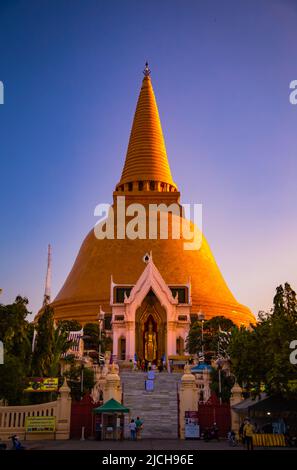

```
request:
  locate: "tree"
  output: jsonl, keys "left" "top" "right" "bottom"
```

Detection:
{"left": 210, "top": 367, "right": 235, "bottom": 403}
{"left": 186, "top": 316, "right": 235, "bottom": 360}
{"left": 83, "top": 323, "right": 112, "bottom": 359}
{"left": 31, "top": 305, "right": 55, "bottom": 377}
{"left": 0, "top": 296, "right": 32, "bottom": 404}
{"left": 228, "top": 283, "right": 297, "bottom": 399}
{"left": 31, "top": 307, "right": 77, "bottom": 377}
{"left": 64, "top": 360, "right": 95, "bottom": 401}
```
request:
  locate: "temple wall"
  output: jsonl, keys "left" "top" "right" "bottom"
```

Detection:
{"left": 0, "top": 379, "right": 71, "bottom": 441}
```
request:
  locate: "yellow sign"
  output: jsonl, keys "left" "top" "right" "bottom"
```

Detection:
{"left": 25, "top": 416, "right": 56, "bottom": 433}
{"left": 24, "top": 378, "right": 58, "bottom": 392}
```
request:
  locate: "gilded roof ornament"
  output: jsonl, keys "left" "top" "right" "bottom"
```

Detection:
{"left": 143, "top": 61, "right": 151, "bottom": 77}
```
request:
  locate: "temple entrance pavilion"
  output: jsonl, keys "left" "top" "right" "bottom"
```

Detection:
{"left": 110, "top": 255, "right": 191, "bottom": 363}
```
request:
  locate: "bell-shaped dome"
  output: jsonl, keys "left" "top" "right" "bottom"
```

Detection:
{"left": 53, "top": 215, "right": 254, "bottom": 326}
{"left": 51, "top": 65, "right": 254, "bottom": 327}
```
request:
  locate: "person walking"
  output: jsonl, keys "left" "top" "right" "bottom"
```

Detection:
{"left": 243, "top": 419, "right": 255, "bottom": 450}
{"left": 135, "top": 416, "right": 143, "bottom": 440}
{"left": 239, "top": 421, "right": 245, "bottom": 445}
{"left": 129, "top": 419, "right": 137, "bottom": 441}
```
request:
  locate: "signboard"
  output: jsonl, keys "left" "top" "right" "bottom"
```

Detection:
{"left": 24, "top": 378, "right": 58, "bottom": 392}
{"left": 25, "top": 416, "right": 56, "bottom": 433}
{"left": 185, "top": 411, "right": 200, "bottom": 439}
{"left": 145, "top": 379, "right": 154, "bottom": 391}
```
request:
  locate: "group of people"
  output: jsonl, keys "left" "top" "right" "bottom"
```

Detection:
{"left": 128, "top": 416, "right": 143, "bottom": 440}
{"left": 130, "top": 358, "right": 166, "bottom": 373}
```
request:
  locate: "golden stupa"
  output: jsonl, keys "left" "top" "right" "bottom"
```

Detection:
{"left": 52, "top": 64, "right": 254, "bottom": 333}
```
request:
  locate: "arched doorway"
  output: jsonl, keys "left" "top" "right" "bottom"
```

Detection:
{"left": 118, "top": 336, "right": 126, "bottom": 360}
{"left": 135, "top": 290, "right": 167, "bottom": 364}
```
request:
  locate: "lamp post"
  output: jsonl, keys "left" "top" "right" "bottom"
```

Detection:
{"left": 78, "top": 356, "right": 88, "bottom": 399}
{"left": 97, "top": 309, "right": 105, "bottom": 365}
{"left": 216, "top": 356, "right": 223, "bottom": 406}
{"left": 198, "top": 311, "right": 205, "bottom": 361}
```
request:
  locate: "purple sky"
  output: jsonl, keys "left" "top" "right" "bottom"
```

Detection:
{"left": 0, "top": 0, "right": 296, "bottom": 320}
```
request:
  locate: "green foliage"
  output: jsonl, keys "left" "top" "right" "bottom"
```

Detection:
{"left": 186, "top": 316, "right": 235, "bottom": 360}
{"left": 0, "top": 297, "right": 84, "bottom": 405}
{"left": 57, "top": 320, "right": 82, "bottom": 333}
{"left": 83, "top": 322, "right": 112, "bottom": 356}
{"left": 228, "top": 283, "right": 297, "bottom": 399}
{"left": 210, "top": 367, "right": 235, "bottom": 403}
{"left": 31, "top": 305, "right": 55, "bottom": 377}
{"left": 64, "top": 364, "right": 95, "bottom": 401}
{"left": 0, "top": 355, "right": 28, "bottom": 404}
{"left": 31, "top": 306, "right": 76, "bottom": 377}
{"left": 83, "top": 323, "right": 100, "bottom": 350}
{"left": 0, "top": 296, "right": 32, "bottom": 404}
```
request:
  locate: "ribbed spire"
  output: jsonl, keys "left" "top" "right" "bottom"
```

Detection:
{"left": 116, "top": 64, "right": 177, "bottom": 192}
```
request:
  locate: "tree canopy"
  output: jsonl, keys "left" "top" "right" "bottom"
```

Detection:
{"left": 186, "top": 315, "right": 235, "bottom": 361}
{"left": 0, "top": 298, "right": 82, "bottom": 404}
{"left": 0, "top": 296, "right": 33, "bottom": 404}
{"left": 228, "top": 283, "right": 297, "bottom": 399}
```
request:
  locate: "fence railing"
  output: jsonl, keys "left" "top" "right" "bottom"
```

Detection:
{"left": 0, "top": 401, "right": 57, "bottom": 440}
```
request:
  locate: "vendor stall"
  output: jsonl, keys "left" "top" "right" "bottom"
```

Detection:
{"left": 92, "top": 398, "right": 129, "bottom": 440}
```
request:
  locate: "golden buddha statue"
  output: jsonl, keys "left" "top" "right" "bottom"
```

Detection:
{"left": 144, "top": 320, "right": 157, "bottom": 362}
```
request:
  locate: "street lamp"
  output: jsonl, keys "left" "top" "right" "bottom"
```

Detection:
{"left": 198, "top": 311, "right": 205, "bottom": 361}
{"left": 215, "top": 357, "right": 224, "bottom": 406}
{"left": 97, "top": 309, "right": 105, "bottom": 365}
{"left": 78, "top": 356, "right": 88, "bottom": 399}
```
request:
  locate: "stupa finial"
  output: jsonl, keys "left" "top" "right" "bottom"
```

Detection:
{"left": 143, "top": 61, "right": 151, "bottom": 77}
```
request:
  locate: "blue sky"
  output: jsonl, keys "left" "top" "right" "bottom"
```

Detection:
{"left": 0, "top": 0, "right": 296, "bottom": 319}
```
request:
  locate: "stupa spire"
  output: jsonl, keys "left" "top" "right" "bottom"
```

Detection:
{"left": 116, "top": 63, "right": 177, "bottom": 193}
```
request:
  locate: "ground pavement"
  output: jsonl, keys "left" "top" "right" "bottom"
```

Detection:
{"left": 15, "top": 439, "right": 293, "bottom": 451}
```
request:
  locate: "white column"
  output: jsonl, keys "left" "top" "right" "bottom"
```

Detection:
{"left": 125, "top": 321, "right": 135, "bottom": 361}
{"left": 113, "top": 328, "right": 119, "bottom": 359}
{"left": 167, "top": 321, "right": 176, "bottom": 357}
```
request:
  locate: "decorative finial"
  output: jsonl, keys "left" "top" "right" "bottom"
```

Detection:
{"left": 143, "top": 61, "right": 151, "bottom": 77}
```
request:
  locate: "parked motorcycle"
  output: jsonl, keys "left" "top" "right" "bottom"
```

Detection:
{"left": 285, "top": 434, "right": 297, "bottom": 447}
{"left": 9, "top": 435, "right": 25, "bottom": 450}
{"left": 203, "top": 426, "right": 220, "bottom": 442}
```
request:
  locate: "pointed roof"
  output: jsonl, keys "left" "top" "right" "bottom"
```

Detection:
{"left": 93, "top": 398, "right": 129, "bottom": 413}
{"left": 118, "top": 64, "right": 177, "bottom": 189}
{"left": 124, "top": 253, "right": 178, "bottom": 313}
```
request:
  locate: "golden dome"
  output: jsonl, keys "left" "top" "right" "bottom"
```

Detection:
{"left": 52, "top": 215, "right": 254, "bottom": 326}
{"left": 51, "top": 66, "right": 254, "bottom": 327}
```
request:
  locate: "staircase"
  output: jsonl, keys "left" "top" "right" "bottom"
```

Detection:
{"left": 121, "top": 371, "right": 181, "bottom": 439}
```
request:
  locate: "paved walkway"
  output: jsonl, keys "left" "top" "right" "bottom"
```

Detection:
{"left": 20, "top": 439, "right": 291, "bottom": 451}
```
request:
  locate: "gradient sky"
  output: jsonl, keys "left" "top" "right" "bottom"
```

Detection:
{"left": 0, "top": 0, "right": 296, "bottom": 320}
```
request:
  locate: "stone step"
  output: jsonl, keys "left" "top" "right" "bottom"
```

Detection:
{"left": 121, "top": 371, "right": 180, "bottom": 438}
